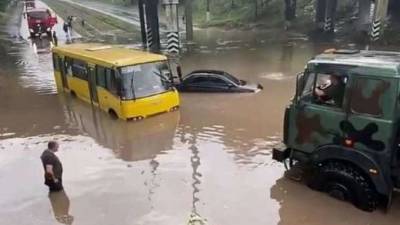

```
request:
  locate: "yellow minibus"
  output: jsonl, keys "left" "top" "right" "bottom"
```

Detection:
{"left": 52, "top": 43, "right": 180, "bottom": 120}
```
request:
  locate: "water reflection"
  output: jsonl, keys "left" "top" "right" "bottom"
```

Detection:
{"left": 280, "top": 42, "right": 294, "bottom": 72}
{"left": 48, "top": 190, "right": 74, "bottom": 225}
{"left": 145, "top": 158, "right": 160, "bottom": 209}
{"left": 60, "top": 96, "right": 180, "bottom": 161}
{"left": 188, "top": 142, "right": 208, "bottom": 224}
{"left": 30, "top": 37, "right": 53, "bottom": 54}
{"left": 190, "top": 144, "right": 201, "bottom": 214}
{"left": 270, "top": 177, "right": 400, "bottom": 225}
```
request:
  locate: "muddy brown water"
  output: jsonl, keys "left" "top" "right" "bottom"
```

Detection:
{"left": 1, "top": 3, "right": 400, "bottom": 225}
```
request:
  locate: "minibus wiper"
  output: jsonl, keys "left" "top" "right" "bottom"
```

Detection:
{"left": 153, "top": 71, "right": 168, "bottom": 82}
{"left": 130, "top": 75, "right": 135, "bottom": 99}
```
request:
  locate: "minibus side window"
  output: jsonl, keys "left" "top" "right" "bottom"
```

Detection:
{"left": 72, "top": 59, "right": 88, "bottom": 81}
{"left": 105, "top": 68, "right": 120, "bottom": 96}
{"left": 96, "top": 66, "right": 107, "bottom": 88}
{"left": 64, "top": 57, "right": 73, "bottom": 76}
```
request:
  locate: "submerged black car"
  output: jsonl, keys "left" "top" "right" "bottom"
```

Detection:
{"left": 176, "top": 70, "right": 263, "bottom": 93}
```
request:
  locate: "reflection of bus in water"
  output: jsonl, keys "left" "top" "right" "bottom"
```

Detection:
{"left": 60, "top": 96, "right": 180, "bottom": 161}
{"left": 52, "top": 44, "right": 180, "bottom": 120}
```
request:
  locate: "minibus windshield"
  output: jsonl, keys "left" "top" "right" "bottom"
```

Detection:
{"left": 119, "top": 61, "right": 172, "bottom": 100}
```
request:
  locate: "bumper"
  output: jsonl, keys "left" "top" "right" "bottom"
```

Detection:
{"left": 272, "top": 147, "right": 290, "bottom": 162}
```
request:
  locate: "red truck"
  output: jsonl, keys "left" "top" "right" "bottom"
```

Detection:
{"left": 26, "top": 8, "right": 58, "bottom": 38}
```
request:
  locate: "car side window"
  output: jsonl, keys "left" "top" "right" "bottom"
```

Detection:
{"left": 208, "top": 77, "right": 229, "bottom": 86}
{"left": 187, "top": 76, "right": 208, "bottom": 84}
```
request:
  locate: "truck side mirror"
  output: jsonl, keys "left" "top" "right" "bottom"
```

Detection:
{"left": 295, "top": 72, "right": 304, "bottom": 103}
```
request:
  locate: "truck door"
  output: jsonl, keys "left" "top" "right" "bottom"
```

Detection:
{"left": 345, "top": 76, "right": 395, "bottom": 154}
{"left": 288, "top": 70, "right": 349, "bottom": 153}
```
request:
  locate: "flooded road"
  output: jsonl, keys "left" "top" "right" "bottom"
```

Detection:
{"left": 1, "top": 2, "right": 400, "bottom": 225}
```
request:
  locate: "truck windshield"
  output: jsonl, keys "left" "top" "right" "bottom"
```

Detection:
{"left": 119, "top": 61, "right": 172, "bottom": 100}
{"left": 27, "top": 11, "right": 48, "bottom": 19}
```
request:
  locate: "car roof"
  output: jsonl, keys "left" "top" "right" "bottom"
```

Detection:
{"left": 310, "top": 50, "right": 400, "bottom": 77}
{"left": 189, "top": 70, "right": 228, "bottom": 75}
{"left": 187, "top": 70, "right": 239, "bottom": 82}
{"left": 53, "top": 43, "right": 167, "bottom": 67}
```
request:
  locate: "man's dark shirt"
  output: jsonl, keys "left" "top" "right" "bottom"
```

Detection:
{"left": 40, "top": 149, "right": 63, "bottom": 179}
{"left": 318, "top": 82, "right": 345, "bottom": 106}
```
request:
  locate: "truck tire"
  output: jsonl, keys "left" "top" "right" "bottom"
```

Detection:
{"left": 312, "top": 161, "right": 378, "bottom": 212}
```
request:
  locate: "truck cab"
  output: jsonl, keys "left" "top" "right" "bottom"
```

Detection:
{"left": 26, "top": 8, "right": 58, "bottom": 38}
{"left": 273, "top": 49, "right": 400, "bottom": 211}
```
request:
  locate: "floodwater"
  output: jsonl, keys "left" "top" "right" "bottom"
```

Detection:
{"left": 1, "top": 2, "right": 400, "bottom": 225}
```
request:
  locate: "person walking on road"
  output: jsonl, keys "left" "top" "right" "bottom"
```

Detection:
{"left": 63, "top": 22, "right": 69, "bottom": 34}
{"left": 52, "top": 31, "right": 58, "bottom": 47}
{"left": 67, "top": 16, "right": 73, "bottom": 31}
{"left": 41, "top": 141, "right": 64, "bottom": 192}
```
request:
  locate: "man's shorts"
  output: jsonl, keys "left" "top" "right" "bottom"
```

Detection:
{"left": 45, "top": 178, "right": 63, "bottom": 192}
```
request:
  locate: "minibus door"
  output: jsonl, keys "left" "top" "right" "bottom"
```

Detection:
{"left": 88, "top": 65, "right": 98, "bottom": 104}
{"left": 58, "top": 57, "right": 68, "bottom": 89}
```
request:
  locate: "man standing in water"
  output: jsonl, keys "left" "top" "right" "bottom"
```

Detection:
{"left": 41, "top": 141, "right": 63, "bottom": 192}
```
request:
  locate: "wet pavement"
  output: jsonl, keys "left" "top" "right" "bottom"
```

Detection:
{"left": 1, "top": 1, "right": 400, "bottom": 225}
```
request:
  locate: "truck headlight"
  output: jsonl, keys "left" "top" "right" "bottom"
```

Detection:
{"left": 46, "top": 27, "right": 51, "bottom": 32}
{"left": 29, "top": 29, "right": 34, "bottom": 32}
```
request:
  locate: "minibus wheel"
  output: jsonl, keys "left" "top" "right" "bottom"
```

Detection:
{"left": 108, "top": 109, "right": 118, "bottom": 120}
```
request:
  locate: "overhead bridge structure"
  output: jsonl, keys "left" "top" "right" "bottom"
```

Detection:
{"left": 286, "top": 0, "right": 394, "bottom": 41}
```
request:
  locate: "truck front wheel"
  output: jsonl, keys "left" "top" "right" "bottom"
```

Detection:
{"left": 311, "top": 161, "right": 378, "bottom": 212}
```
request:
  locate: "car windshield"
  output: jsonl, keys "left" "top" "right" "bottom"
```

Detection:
{"left": 222, "top": 72, "right": 241, "bottom": 85}
{"left": 27, "top": 11, "right": 48, "bottom": 19}
{"left": 119, "top": 61, "right": 172, "bottom": 100}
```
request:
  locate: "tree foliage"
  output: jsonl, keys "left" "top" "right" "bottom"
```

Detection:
{"left": 0, "top": 0, "right": 10, "bottom": 12}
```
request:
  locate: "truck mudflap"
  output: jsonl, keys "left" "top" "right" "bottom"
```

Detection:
{"left": 272, "top": 147, "right": 290, "bottom": 162}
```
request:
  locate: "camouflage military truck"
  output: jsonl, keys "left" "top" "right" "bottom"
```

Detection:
{"left": 273, "top": 49, "right": 400, "bottom": 212}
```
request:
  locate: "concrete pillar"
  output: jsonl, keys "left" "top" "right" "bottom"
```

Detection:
{"left": 371, "top": 0, "right": 389, "bottom": 41}
{"left": 206, "top": 0, "right": 210, "bottom": 22}
{"left": 185, "top": 0, "right": 194, "bottom": 42}
{"left": 284, "top": 0, "right": 296, "bottom": 29}
{"left": 163, "top": 0, "right": 180, "bottom": 55}
{"left": 138, "top": 0, "right": 147, "bottom": 47}
{"left": 357, "top": 0, "right": 372, "bottom": 32}
{"left": 284, "top": 0, "right": 296, "bottom": 21}
{"left": 324, "top": 0, "right": 337, "bottom": 33}
{"left": 145, "top": 0, "right": 161, "bottom": 52}
{"left": 315, "top": 0, "right": 327, "bottom": 30}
